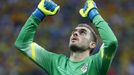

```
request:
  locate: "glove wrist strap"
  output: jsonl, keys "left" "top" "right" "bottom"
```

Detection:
{"left": 88, "top": 8, "right": 99, "bottom": 22}
{"left": 33, "top": 8, "right": 46, "bottom": 21}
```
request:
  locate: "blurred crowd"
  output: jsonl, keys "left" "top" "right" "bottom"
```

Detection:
{"left": 0, "top": 0, "right": 134, "bottom": 75}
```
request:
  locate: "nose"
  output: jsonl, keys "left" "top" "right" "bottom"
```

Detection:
{"left": 73, "top": 31, "right": 79, "bottom": 37}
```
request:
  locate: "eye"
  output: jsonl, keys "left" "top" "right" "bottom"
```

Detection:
{"left": 79, "top": 29, "right": 86, "bottom": 34}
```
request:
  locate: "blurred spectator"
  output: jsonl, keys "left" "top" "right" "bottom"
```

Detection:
{"left": 128, "top": 60, "right": 134, "bottom": 75}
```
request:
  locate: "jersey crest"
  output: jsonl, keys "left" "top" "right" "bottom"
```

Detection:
{"left": 81, "top": 63, "right": 88, "bottom": 73}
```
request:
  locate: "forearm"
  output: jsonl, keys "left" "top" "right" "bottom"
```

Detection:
{"left": 15, "top": 0, "right": 60, "bottom": 49}
{"left": 92, "top": 15, "right": 118, "bottom": 48}
{"left": 79, "top": 0, "right": 118, "bottom": 47}
{"left": 80, "top": 0, "right": 118, "bottom": 49}
{"left": 15, "top": 14, "right": 41, "bottom": 49}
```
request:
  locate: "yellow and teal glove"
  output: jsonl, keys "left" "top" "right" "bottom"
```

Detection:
{"left": 79, "top": 0, "right": 99, "bottom": 21}
{"left": 33, "top": 0, "right": 60, "bottom": 21}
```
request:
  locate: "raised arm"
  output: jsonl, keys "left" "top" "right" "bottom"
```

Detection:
{"left": 14, "top": 0, "right": 60, "bottom": 74}
{"left": 79, "top": 0, "right": 118, "bottom": 74}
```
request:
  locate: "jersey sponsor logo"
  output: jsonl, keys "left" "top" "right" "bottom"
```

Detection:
{"left": 81, "top": 64, "right": 88, "bottom": 73}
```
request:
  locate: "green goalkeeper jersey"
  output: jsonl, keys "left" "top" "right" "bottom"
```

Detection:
{"left": 15, "top": 14, "right": 118, "bottom": 75}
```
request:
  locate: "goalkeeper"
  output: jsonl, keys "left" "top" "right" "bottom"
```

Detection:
{"left": 15, "top": 0, "right": 118, "bottom": 75}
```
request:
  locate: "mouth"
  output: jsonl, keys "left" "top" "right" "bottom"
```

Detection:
{"left": 71, "top": 37, "right": 79, "bottom": 42}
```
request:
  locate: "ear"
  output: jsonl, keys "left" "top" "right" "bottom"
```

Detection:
{"left": 89, "top": 41, "right": 96, "bottom": 49}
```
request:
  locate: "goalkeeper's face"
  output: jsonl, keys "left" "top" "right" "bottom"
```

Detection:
{"left": 69, "top": 26, "right": 96, "bottom": 52}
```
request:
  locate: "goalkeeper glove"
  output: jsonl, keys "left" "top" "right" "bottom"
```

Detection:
{"left": 79, "top": 0, "right": 99, "bottom": 21}
{"left": 33, "top": 0, "right": 60, "bottom": 21}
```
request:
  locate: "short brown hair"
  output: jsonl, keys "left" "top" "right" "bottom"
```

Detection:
{"left": 77, "top": 24, "right": 97, "bottom": 54}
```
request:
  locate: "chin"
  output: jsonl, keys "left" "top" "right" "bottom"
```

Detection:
{"left": 69, "top": 44, "right": 85, "bottom": 52}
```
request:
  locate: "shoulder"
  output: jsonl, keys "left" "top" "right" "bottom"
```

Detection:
{"left": 88, "top": 53, "right": 102, "bottom": 64}
{"left": 51, "top": 53, "right": 69, "bottom": 68}
{"left": 51, "top": 53, "right": 68, "bottom": 63}
{"left": 89, "top": 53, "right": 98, "bottom": 60}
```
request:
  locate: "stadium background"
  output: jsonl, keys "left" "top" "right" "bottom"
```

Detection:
{"left": 0, "top": 0, "right": 134, "bottom": 75}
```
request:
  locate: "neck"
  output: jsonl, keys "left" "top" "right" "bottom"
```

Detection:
{"left": 70, "top": 50, "right": 90, "bottom": 62}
